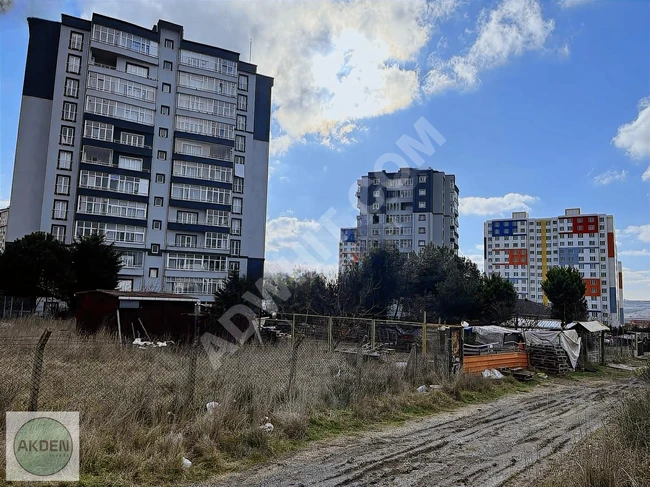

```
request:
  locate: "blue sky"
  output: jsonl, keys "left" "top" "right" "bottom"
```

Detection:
{"left": 1, "top": 0, "right": 649, "bottom": 299}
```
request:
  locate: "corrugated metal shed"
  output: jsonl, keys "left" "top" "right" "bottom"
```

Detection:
{"left": 568, "top": 321, "right": 609, "bottom": 332}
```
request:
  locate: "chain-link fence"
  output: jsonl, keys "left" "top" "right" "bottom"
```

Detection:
{"left": 1, "top": 315, "right": 464, "bottom": 482}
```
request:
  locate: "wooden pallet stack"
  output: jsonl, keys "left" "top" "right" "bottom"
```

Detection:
{"left": 527, "top": 344, "right": 571, "bottom": 375}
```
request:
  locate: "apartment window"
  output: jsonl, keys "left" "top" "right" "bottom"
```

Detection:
{"left": 69, "top": 32, "right": 83, "bottom": 51}
{"left": 418, "top": 240, "right": 426, "bottom": 247}
{"left": 205, "top": 232, "right": 228, "bottom": 250}
{"left": 237, "top": 94, "right": 247, "bottom": 111}
{"left": 85, "top": 95, "right": 155, "bottom": 124}
{"left": 118, "top": 155, "right": 143, "bottom": 171}
{"left": 231, "top": 240, "right": 241, "bottom": 256}
{"left": 373, "top": 190, "right": 380, "bottom": 197}
{"left": 232, "top": 197, "right": 243, "bottom": 214}
{"left": 52, "top": 200, "right": 68, "bottom": 220}
{"left": 177, "top": 211, "right": 198, "bottom": 224}
{"left": 126, "top": 63, "right": 149, "bottom": 78}
{"left": 152, "top": 220, "right": 162, "bottom": 230}
{"left": 235, "top": 135, "right": 246, "bottom": 152}
{"left": 233, "top": 177, "right": 244, "bottom": 193}
{"left": 60, "top": 126, "right": 75, "bottom": 146}
{"left": 159, "top": 127, "right": 168, "bottom": 138}
{"left": 162, "top": 83, "right": 171, "bottom": 93}
{"left": 206, "top": 209, "right": 229, "bottom": 226}
{"left": 158, "top": 150, "right": 167, "bottom": 160}
{"left": 238, "top": 74, "right": 248, "bottom": 91}
{"left": 234, "top": 155, "right": 245, "bottom": 165}
{"left": 163, "top": 61, "right": 173, "bottom": 71}
{"left": 57, "top": 150, "right": 73, "bottom": 170}
{"left": 175, "top": 234, "right": 197, "bottom": 248}
{"left": 374, "top": 178, "right": 380, "bottom": 184}
{"left": 229, "top": 261, "right": 240, "bottom": 272}
{"left": 164, "top": 39, "right": 174, "bottom": 49}
{"left": 155, "top": 173, "right": 165, "bottom": 184}
{"left": 231, "top": 218, "right": 242, "bottom": 236}
{"left": 418, "top": 227, "right": 426, "bottom": 234}
{"left": 154, "top": 197, "right": 164, "bottom": 207}
{"left": 161, "top": 105, "right": 170, "bottom": 115}
{"left": 419, "top": 175, "right": 427, "bottom": 183}
{"left": 236, "top": 114, "right": 247, "bottom": 131}
{"left": 418, "top": 215, "right": 426, "bottom": 221}
{"left": 67, "top": 54, "right": 81, "bottom": 74}
{"left": 178, "top": 72, "right": 237, "bottom": 96}
{"left": 418, "top": 189, "right": 426, "bottom": 196}
{"left": 51, "top": 225, "right": 66, "bottom": 243}
{"left": 64, "top": 78, "right": 79, "bottom": 98}
{"left": 55, "top": 175, "right": 71, "bottom": 195}
{"left": 62, "top": 101, "right": 77, "bottom": 121}
{"left": 120, "top": 132, "right": 145, "bottom": 147}
{"left": 149, "top": 268, "right": 159, "bottom": 278}
{"left": 372, "top": 203, "right": 380, "bottom": 210}
{"left": 151, "top": 244, "right": 160, "bottom": 254}
{"left": 120, "top": 279, "right": 134, "bottom": 291}
{"left": 418, "top": 201, "right": 426, "bottom": 208}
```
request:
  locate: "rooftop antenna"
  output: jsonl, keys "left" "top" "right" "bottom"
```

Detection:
{"left": 249, "top": 38, "right": 252, "bottom": 63}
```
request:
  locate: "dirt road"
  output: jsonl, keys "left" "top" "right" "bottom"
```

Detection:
{"left": 206, "top": 378, "right": 639, "bottom": 487}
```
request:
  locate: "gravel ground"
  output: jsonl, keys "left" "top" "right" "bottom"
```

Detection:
{"left": 203, "top": 377, "right": 640, "bottom": 487}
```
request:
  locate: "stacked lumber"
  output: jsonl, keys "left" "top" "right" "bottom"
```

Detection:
{"left": 527, "top": 344, "right": 570, "bottom": 375}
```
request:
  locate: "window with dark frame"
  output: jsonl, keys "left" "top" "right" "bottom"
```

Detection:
{"left": 159, "top": 128, "right": 168, "bottom": 138}
{"left": 157, "top": 150, "right": 167, "bottom": 160}
{"left": 57, "top": 150, "right": 73, "bottom": 170}
{"left": 162, "top": 83, "right": 171, "bottom": 93}
{"left": 155, "top": 173, "right": 165, "bottom": 183}
{"left": 149, "top": 268, "right": 159, "bottom": 278}
{"left": 163, "top": 61, "right": 173, "bottom": 71}
{"left": 64, "top": 78, "right": 79, "bottom": 98}
{"left": 69, "top": 32, "right": 83, "bottom": 51}
{"left": 152, "top": 220, "right": 162, "bottom": 230}
{"left": 151, "top": 244, "right": 160, "bottom": 254}
{"left": 161, "top": 106, "right": 170, "bottom": 115}
{"left": 164, "top": 39, "right": 174, "bottom": 49}
{"left": 66, "top": 54, "right": 81, "bottom": 74}
{"left": 154, "top": 197, "right": 164, "bottom": 206}
{"left": 62, "top": 101, "right": 77, "bottom": 122}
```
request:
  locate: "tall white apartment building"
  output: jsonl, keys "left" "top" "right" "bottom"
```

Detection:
{"left": 355, "top": 168, "right": 459, "bottom": 258}
{"left": 6, "top": 13, "right": 273, "bottom": 300}
{"left": 484, "top": 208, "right": 624, "bottom": 327}
{"left": 338, "top": 227, "right": 359, "bottom": 272}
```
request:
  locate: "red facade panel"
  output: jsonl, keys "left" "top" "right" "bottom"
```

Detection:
{"left": 584, "top": 278, "right": 601, "bottom": 297}
{"left": 607, "top": 232, "right": 615, "bottom": 258}
{"left": 572, "top": 215, "right": 598, "bottom": 234}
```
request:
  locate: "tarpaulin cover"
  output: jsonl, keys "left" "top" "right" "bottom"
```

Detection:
{"left": 522, "top": 330, "right": 581, "bottom": 369}
{"left": 472, "top": 326, "right": 522, "bottom": 346}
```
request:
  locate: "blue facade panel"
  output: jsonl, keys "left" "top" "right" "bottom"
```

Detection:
{"left": 559, "top": 247, "right": 581, "bottom": 265}
{"left": 609, "top": 288, "right": 617, "bottom": 315}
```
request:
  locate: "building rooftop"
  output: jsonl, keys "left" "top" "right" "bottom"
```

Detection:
{"left": 76, "top": 290, "right": 200, "bottom": 302}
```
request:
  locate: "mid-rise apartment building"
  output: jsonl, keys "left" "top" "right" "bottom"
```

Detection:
{"left": 483, "top": 209, "right": 624, "bottom": 327}
{"left": 354, "top": 168, "right": 459, "bottom": 257}
{"left": 338, "top": 227, "right": 359, "bottom": 272}
{"left": 0, "top": 207, "right": 8, "bottom": 252}
{"left": 6, "top": 14, "right": 273, "bottom": 300}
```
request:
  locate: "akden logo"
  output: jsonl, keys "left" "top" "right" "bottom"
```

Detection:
{"left": 6, "top": 412, "right": 79, "bottom": 481}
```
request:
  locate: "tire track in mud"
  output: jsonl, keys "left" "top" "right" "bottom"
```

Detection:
{"left": 205, "top": 378, "right": 641, "bottom": 487}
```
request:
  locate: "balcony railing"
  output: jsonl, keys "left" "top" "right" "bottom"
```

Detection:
{"left": 167, "top": 242, "right": 229, "bottom": 250}
{"left": 168, "top": 218, "right": 225, "bottom": 227}
{"left": 88, "top": 60, "right": 157, "bottom": 81}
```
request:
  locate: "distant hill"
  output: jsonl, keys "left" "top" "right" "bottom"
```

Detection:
{"left": 624, "top": 300, "right": 650, "bottom": 320}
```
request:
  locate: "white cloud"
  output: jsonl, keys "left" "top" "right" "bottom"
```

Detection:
{"left": 0, "top": 0, "right": 14, "bottom": 13}
{"left": 593, "top": 169, "right": 627, "bottom": 185}
{"left": 266, "top": 259, "right": 338, "bottom": 278}
{"left": 0, "top": 199, "right": 9, "bottom": 209}
{"left": 642, "top": 166, "right": 650, "bottom": 182}
{"left": 622, "top": 268, "right": 650, "bottom": 301}
{"left": 622, "top": 224, "right": 650, "bottom": 244}
{"left": 80, "top": 0, "right": 460, "bottom": 154}
{"left": 558, "top": 0, "right": 593, "bottom": 8}
{"left": 612, "top": 97, "right": 650, "bottom": 160}
{"left": 265, "top": 216, "right": 321, "bottom": 252}
{"left": 459, "top": 193, "right": 539, "bottom": 216}
{"left": 460, "top": 243, "right": 486, "bottom": 270}
{"left": 424, "top": 0, "right": 555, "bottom": 95}
{"left": 619, "top": 249, "right": 650, "bottom": 257}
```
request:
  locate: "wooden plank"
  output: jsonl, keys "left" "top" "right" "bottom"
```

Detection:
{"left": 464, "top": 352, "right": 529, "bottom": 374}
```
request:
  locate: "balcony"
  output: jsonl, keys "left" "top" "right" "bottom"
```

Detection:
{"left": 174, "top": 139, "right": 233, "bottom": 162}
{"left": 168, "top": 217, "right": 225, "bottom": 227}
{"left": 89, "top": 59, "right": 157, "bottom": 81}
{"left": 167, "top": 242, "right": 229, "bottom": 251}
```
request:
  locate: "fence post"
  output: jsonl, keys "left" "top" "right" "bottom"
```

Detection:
{"left": 422, "top": 311, "right": 427, "bottom": 358}
{"left": 291, "top": 313, "right": 296, "bottom": 345}
{"left": 29, "top": 329, "right": 52, "bottom": 412}
{"left": 600, "top": 331, "right": 605, "bottom": 365}
{"left": 185, "top": 302, "right": 200, "bottom": 410}
{"left": 287, "top": 335, "right": 304, "bottom": 400}
{"left": 370, "top": 319, "right": 376, "bottom": 350}
{"left": 328, "top": 316, "right": 333, "bottom": 352}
